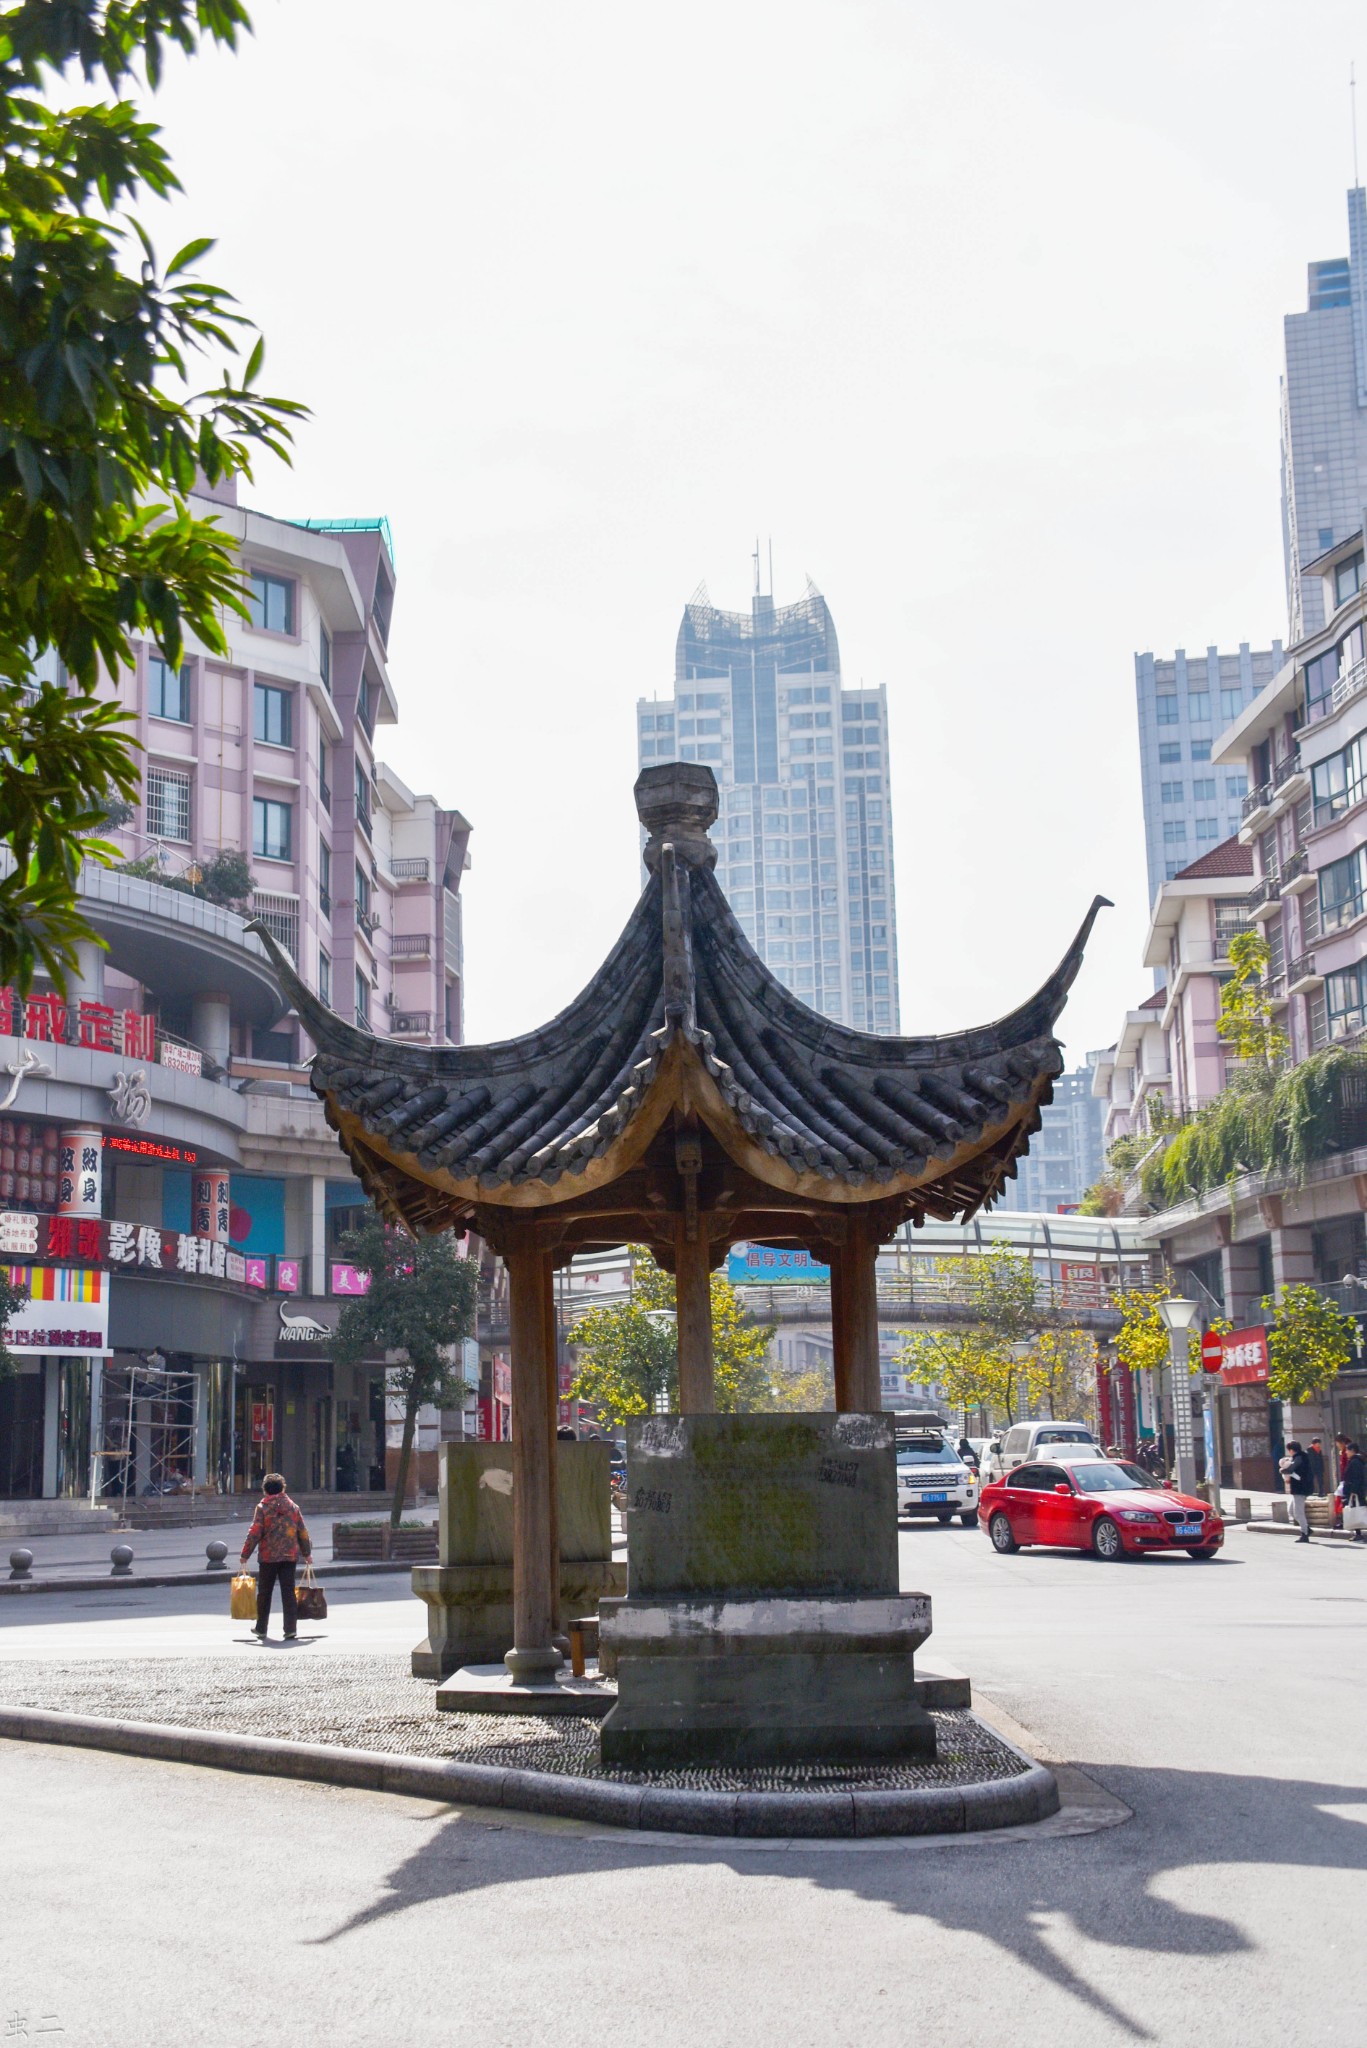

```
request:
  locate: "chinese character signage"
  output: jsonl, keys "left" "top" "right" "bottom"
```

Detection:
{"left": 159, "top": 1042, "right": 202, "bottom": 1077}
{"left": 0, "top": 988, "right": 155, "bottom": 1057}
{"left": 726, "top": 1243, "right": 833, "bottom": 1285}
{"left": 0, "top": 1265, "right": 110, "bottom": 1354}
{"left": 1219, "top": 1327, "right": 1270, "bottom": 1386}
{"left": 276, "top": 1258, "right": 301, "bottom": 1294}
{"left": 56, "top": 1127, "right": 103, "bottom": 1217}
{"left": 330, "top": 1263, "right": 370, "bottom": 1297}
{"left": 192, "top": 1171, "right": 230, "bottom": 1241}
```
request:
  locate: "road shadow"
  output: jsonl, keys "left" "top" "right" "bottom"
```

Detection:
{"left": 311, "top": 1759, "right": 1367, "bottom": 2039}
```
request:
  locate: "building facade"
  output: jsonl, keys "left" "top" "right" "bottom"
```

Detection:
{"left": 0, "top": 485, "right": 473, "bottom": 1503}
{"left": 1134, "top": 643, "right": 1282, "bottom": 905}
{"left": 997, "top": 1060, "right": 1107, "bottom": 1213}
{"left": 1281, "top": 185, "right": 1367, "bottom": 640}
{"left": 637, "top": 579, "right": 900, "bottom": 1032}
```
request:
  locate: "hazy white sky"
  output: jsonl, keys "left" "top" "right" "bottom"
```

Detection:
{"left": 142, "top": 0, "right": 1361, "bottom": 1058}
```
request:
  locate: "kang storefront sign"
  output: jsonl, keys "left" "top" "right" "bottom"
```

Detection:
{"left": 0, "top": 1264, "right": 110, "bottom": 1355}
{"left": 1219, "top": 1326, "right": 1270, "bottom": 1386}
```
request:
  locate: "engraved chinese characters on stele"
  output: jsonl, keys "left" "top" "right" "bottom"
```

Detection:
{"left": 623, "top": 1412, "right": 898, "bottom": 1599}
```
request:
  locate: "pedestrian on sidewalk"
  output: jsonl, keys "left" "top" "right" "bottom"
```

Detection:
{"left": 240, "top": 1473, "right": 312, "bottom": 1640}
{"left": 1308, "top": 1438, "right": 1326, "bottom": 1495}
{"left": 1279, "top": 1441, "right": 1314, "bottom": 1542}
{"left": 1342, "top": 1442, "right": 1367, "bottom": 1543}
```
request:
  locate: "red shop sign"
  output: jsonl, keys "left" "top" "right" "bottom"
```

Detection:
{"left": 1219, "top": 1326, "right": 1270, "bottom": 1386}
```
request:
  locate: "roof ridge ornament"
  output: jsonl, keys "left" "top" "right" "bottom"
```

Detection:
{"left": 635, "top": 761, "right": 718, "bottom": 874}
{"left": 660, "top": 842, "right": 697, "bottom": 1031}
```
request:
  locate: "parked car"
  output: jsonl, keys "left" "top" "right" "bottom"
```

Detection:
{"left": 998, "top": 1420, "right": 1102, "bottom": 1473}
{"left": 896, "top": 1430, "right": 979, "bottom": 1527}
{"left": 976, "top": 1438, "right": 1005, "bottom": 1484}
{"left": 978, "top": 1452, "right": 1225, "bottom": 1561}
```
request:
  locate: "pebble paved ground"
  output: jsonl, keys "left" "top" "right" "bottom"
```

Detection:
{"left": 0, "top": 1649, "right": 1025, "bottom": 1791}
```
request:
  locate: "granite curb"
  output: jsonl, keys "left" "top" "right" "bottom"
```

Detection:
{"left": 0, "top": 1561, "right": 415, "bottom": 1596}
{"left": 1240, "top": 1523, "right": 1365, "bottom": 1543}
{"left": 0, "top": 1703, "right": 1060, "bottom": 1838}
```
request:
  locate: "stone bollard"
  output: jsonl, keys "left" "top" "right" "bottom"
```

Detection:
{"left": 1234, "top": 1496, "right": 1252, "bottom": 1522}
{"left": 1270, "top": 1499, "right": 1289, "bottom": 1524}
{"left": 8, "top": 1548, "right": 33, "bottom": 1581}
{"left": 205, "top": 1540, "right": 229, "bottom": 1571}
{"left": 110, "top": 1543, "right": 135, "bottom": 1576}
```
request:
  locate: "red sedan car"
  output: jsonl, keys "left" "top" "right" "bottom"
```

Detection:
{"left": 978, "top": 1452, "right": 1224, "bottom": 1561}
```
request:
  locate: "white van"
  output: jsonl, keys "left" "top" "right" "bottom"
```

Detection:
{"left": 998, "top": 1421, "right": 1101, "bottom": 1474}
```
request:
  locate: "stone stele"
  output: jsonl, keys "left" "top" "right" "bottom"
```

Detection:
{"left": 598, "top": 1413, "right": 935, "bottom": 1769}
{"left": 414, "top": 1441, "right": 625, "bottom": 1679}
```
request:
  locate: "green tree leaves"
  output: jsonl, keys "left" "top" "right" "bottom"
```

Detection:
{"left": 1263, "top": 1283, "right": 1356, "bottom": 1405}
{"left": 567, "top": 1245, "right": 775, "bottom": 1427}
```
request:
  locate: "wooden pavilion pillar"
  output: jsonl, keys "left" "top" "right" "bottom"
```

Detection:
{"left": 831, "top": 1213, "right": 882, "bottom": 1413}
{"left": 504, "top": 1235, "right": 561, "bottom": 1685}
{"left": 674, "top": 1216, "right": 716, "bottom": 1413}
{"left": 543, "top": 1256, "right": 561, "bottom": 1634}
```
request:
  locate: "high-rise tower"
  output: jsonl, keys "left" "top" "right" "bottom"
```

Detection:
{"left": 1281, "top": 185, "right": 1367, "bottom": 639}
{"left": 636, "top": 576, "right": 900, "bottom": 1032}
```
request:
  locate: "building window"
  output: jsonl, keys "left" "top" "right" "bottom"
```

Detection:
{"left": 147, "top": 769, "right": 190, "bottom": 842}
{"left": 248, "top": 569, "right": 295, "bottom": 634}
{"left": 253, "top": 681, "right": 293, "bottom": 747}
{"left": 1312, "top": 734, "right": 1367, "bottom": 824}
{"left": 1187, "top": 692, "right": 1211, "bottom": 722}
{"left": 354, "top": 757, "right": 372, "bottom": 835}
{"left": 1326, "top": 961, "right": 1367, "bottom": 1039}
{"left": 319, "top": 948, "right": 331, "bottom": 1009}
{"left": 147, "top": 654, "right": 190, "bottom": 722}
{"left": 1156, "top": 696, "right": 1178, "bottom": 725}
{"left": 1320, "top": 846, "right": 1367, "bottom": 933}
{"left": 1191, "top": 740, "right": 1212, "bottom": 762}
{"left": 1159, "top": 743, "right": 1182, "bottom": 764}
{"left": 1195, "top": 817, "right": 1219, "bottom": 842}
{"left": 319, "top": 624, "right": 331, "bottom": 690}
{"left": 319, "top": 735, "right": 331, "bottom": 811}
{"left": 1162, "top": 820, "right": 1187, "bottom": 844}
{"left": 319, "top": 841, "right": 332, "bottom": 918}
{"left": 1220, "top": 689, "right": 1242, "bottom": 721}
{"left": 1335, "top": 551, "right": 1364, "bottom": 608}
{"left": 1192, "top": 777, "right": 1216, "bottom": 801}
{"left": 252, "top": 797, "right": 292, "bottom": 862}
{"left": 354, "top": 861, "right": 371, "bottom": 927}
{"left": 355, "top": 968, "right": 370, "bottom": 1028}
{"left": 1224, "top": 775, "right": 1248, "bottom": 799}
{"left": 1161, "top": 781, "right": 1183, "bottom": 804}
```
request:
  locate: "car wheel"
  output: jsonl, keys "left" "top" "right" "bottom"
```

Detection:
{"left": 989, "top": 1511, "right": 1018, "bottom": 1554}
{"left": 1092, "top": 1516, "right": 1125, "bottom": 1562}
{"left": 1186, "top": 1547, "right": 1215, "bottom": 1560}
{"left": 960, "top": 1511, "right": 976, "bottom": 1528}
{"left": 936, "top": 1511, "right": 953, "bottom": 1524}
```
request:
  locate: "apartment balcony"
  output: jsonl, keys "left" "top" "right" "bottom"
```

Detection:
{"left": 392, "top": 857, "right": 431, "bottom": 883}
{"left": 1280, "top": 848, "right": 1315, "bottom": 896}
{"left": 391, "top": 933, "right": 431, "bottom": 959}
{"left": 1241, "top": 780, "right": 1274, "bottom": 831}
{"left": 1269, "top": 750, "right": 1309, "bottom": 807}
{"left": 1287, "top": 950, "right": 1324, "bottom": 995}
{"left": 1306, "top": 653, "right": 1367, "bottom": 728}
{"left": 1246, "top": 874, "right": 1282, "bottom": 921}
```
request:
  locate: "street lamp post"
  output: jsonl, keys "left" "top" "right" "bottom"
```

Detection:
{"left": 1157, "top": 1295, "right": 1201, "bottom": 1498}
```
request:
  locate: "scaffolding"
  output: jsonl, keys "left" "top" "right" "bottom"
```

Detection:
{"left": 92, "top": 1359, "right": 200, "bottom": 1517}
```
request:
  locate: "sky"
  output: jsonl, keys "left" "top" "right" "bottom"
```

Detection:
{"left": 137, "top": 0, "right": 1364, "bottom": 1059}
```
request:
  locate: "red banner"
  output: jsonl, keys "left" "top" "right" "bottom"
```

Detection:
{"left": 1220, "top": 1326, "right": 1270, "bottom": 1385}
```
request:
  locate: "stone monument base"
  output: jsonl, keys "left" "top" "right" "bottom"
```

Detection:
{"left": 435, "top": 1662, "right": 614, "bottom": 1718}
{"left": 411, "top": 1561, "right": 626, "bottom": 1679}
{"left": 599, "top": 1592, "right": 936, "bottom": 1768}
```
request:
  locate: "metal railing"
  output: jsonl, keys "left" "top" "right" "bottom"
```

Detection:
{"left": 1280, "top": 848, "right": 1309, "bottom": 888}
{"left": 393, "top": 857, "right": 430, "bottom": 881}
{"left": 1307, "top": 654, "right": 1367, "bottom": 727}
{"left": 391, "top": 933, "right": 430, "bottom": 957}
{"left": 1287, "top": 950, "right": 1320, "bottom": 986}
{"left": 1271, "top": 750, "right": 1304, "bottom": 792}
{"left": 1247, "top": 873, "right": 1282, "bottom": 913}
{"left": 1242, "top": 780, "right": 1273, "bottom": 821}
{"left": 250, "top": 892, "right": 299, "bottom": 966}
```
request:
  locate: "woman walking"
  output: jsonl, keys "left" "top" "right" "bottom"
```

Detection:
{"left": 240, "top": 1472, "right": 312, "bottom": 1640}
{"left": 1342, "top": 1442, "right": 1367, "bottom": 1543}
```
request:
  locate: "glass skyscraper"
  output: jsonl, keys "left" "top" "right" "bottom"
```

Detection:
{"left": 637, "top": 579, "right": 900, "bottom": 1032}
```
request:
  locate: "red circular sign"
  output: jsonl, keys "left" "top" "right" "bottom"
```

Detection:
{"left": 1200, "top": 1331, "right": 1225, "bottom": 1372}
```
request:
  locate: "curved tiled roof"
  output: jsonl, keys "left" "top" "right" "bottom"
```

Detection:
{"left": 247, "top": 768, "right": 1106, "bottom": 1229}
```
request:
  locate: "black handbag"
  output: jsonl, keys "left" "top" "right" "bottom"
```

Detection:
{"left": 295, "top": 1561, "right": 327, "bottom": 1621}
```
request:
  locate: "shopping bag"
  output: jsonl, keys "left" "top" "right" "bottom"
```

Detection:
{"left": 1344, "top": 1503, "right": 1367, "bottom": 1532}
{"left": 230, "top": 1572, "right": 258, "bottom": 1621}
{"left": 295, "top": 1563, "right": 327, "bottom": 1622}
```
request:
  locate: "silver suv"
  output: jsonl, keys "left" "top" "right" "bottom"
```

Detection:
{"left": 896, "top": 1430, "right": 979, "bottom": 1527}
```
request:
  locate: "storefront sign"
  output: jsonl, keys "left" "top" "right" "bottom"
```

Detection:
{"left": 0, "top": 1210, "right": 248, "bottom": 1287}
{"left": 159, "top": 1042, "right": 202, "bottom": 1076}
{"left": 276, "top": 1259, "right": 301, "bottom": 1294}
{"left": 726, "top": 1243, "right": 832, "bottom": 1285}
{"left": 104, "top": 1135, "right": 197, "bottom": 1163}
{"left": 243, "top": 1256, "right": 269, "bottom": 1289}
{"left": 1220, "top": 1326, "right": 1270, "bottom": 1386}
{"left": 330, "top": 1263, "right": 370, "bottom": 1297}
{"left": 1, "top": 1264, "right": 110, "bottom": 1354}
{"left": 0, "top": 988, "right": 155, "bottom": 1057}
{"left": 251, "top": 1400, "right": 275, "bottom": 1444}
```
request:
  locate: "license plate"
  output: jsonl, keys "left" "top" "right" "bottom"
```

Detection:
{"left": 1175, "top": 1522, "right": 1201, "bottom": 1538}
{"left": 917, "top": 1492, "right": 948, "bottom": 1503}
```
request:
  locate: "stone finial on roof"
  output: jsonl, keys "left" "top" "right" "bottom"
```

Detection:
{"left": 635, "top": 762, "right": 718, "bottom": 874}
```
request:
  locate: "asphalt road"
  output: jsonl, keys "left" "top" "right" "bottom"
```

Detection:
{"left": 3, "top": 1521, "right": 1365, "bottom": 2048}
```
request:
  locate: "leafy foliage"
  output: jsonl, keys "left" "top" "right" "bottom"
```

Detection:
{"left": 1263, "top": 1283, "right": 1356, "bottom": 1404}
{"left": 0, "top": 1, "right": 304, "bottom": 991}
{"left": 1113, "top": 1281, "right": 1174, "bottom": 1378}
{"left": 567, "top": 1245, "right": 775, "bottom": 1426}
{"left": 117, "top": 842, "right": 253, "bottom": 907}
{"left": 897, "top": 1247, "right": 1081, "bottom": 1427}
{"left": 330, "top": 1213, "right": 477, "bottom": 1528}
{"left": 1217, "top": 930, "right": 1288, "bottom": 1066}
{"left": 1148, "top": 1049, "right": 1367, "bottom": 1209}
{"left": 0, "top": 1262, "right": 28, "bottom": 1381}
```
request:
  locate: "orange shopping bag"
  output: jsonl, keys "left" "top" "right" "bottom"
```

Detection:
{"left": 230, "top": 1572, "right": 257, "bottom": 1621}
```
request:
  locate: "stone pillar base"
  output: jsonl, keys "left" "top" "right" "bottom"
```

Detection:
{"left": 410, "top": 1560, "right": 626, "bottom": 1679}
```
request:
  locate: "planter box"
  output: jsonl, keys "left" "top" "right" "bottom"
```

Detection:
{"left": 331, "top": 1521, "right": 437, "bottom": 1563}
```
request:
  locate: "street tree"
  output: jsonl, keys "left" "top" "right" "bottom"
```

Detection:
{"left": 0, "top": 1, "right": 303, "bottom": 993}
{"left": 0, "top": 1265, "right": 29, "bottom": 1380}
{"left": 1263, "top": 1283, "right": 1356, "bottom": 1405}
{"left": 1217, "top": 931, "right": 1289, "bottom": 1068}
{"left": 330, "top": 1214, "right": 478, "bottom": 1529}
{"left": 567, "top": 1245, "right": 774, "bottom": 1426}
{"left": 897, "top": 1247, "right": 1049, "bottom": 1427}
